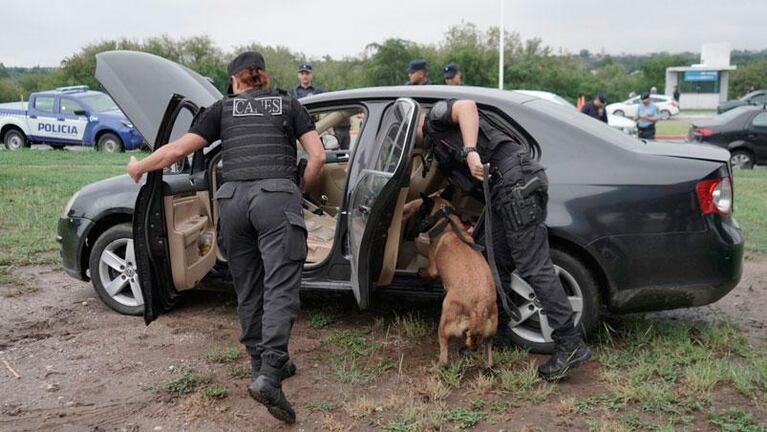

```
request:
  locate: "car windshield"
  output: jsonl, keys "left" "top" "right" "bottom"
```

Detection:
{"left": 78, "top": 93, "right": 119, "bottom": 113}
{"left": 714, "top": 106, "right": 755, "bottom": 123}
{"left": 739, "top": 91, "right": 762, "bottom": 102}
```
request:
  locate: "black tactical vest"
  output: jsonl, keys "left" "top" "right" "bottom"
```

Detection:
{"left": 219, "top": 89, "right": 297, "bottom": 183}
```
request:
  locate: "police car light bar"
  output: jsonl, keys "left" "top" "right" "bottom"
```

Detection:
{"left": 56, "top": 85, "right": 90, "bottom": 93}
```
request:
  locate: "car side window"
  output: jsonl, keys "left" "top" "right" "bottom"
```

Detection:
{"left": 60, "top": 98, "right": 84, "bottom": 115}
{"left": 752, "top": 95, "right": 767, "bottom": 104}
{"left": 33, "top": 96, "right": 55, "bottom": 113}
{"left": 651, "top": 97, "right": 665, "bottom": 103}
{"left": 752, "top": 112, "right": 767, "bottom": 128}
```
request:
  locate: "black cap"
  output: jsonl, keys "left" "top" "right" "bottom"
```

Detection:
{"left": 641, "top": 92, "right": 651, "bottom": 100}
{"left": 442, "top": 63, "right": 459, "bottom": 79}
{"left": 227, "top": 51, "right": 265, "bottom": 94}
{"left": 298, "top": 63, "right": 312, "bottom": 72}
{"left": 597, "top": 92, "right": 607, "bottom": 103}
{"left": 406, "top": 59, "right": 427, "bottom": 73}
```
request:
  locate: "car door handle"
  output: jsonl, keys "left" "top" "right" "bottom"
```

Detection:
{"left": 29, "top": 115, "right": 37, "bottom": 119}
{"left": 358, "top": 205, "right": 371, "bottom": 215}
{"left": 57, "top": 117, "right": 65, "bottom": 121}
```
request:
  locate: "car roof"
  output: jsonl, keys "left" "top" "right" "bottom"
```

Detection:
{"left": 301, "top": 85, "right": 537, "bottom": 107}
{"left": 35, "top": 87, "right": 104, "bottom": 98}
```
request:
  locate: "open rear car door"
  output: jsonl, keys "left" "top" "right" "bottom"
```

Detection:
{"left": 96, "top": 51, "right": 223, "bottom": 324}
{"left": 348, "top": 98, "right": 420, "bottom": 309}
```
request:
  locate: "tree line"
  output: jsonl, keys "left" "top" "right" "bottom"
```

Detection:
{"left": 1, "top": 23, "right": 766, "bottom": 105}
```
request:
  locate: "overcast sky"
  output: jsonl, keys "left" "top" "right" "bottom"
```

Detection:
{"left": 2, "top": 0, "right": 766, "bottom": 67}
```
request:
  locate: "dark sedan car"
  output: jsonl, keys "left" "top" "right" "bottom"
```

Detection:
{"left": 58, "top": 51, "right": 743, "bottom": 354}
{"left": 690, "top": 105, "right": 767, "bottom": 169}
{"left": 716, "top": 90, "right": 767, "bottom": 114}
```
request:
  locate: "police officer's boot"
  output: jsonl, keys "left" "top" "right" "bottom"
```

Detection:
{"left": 538, "top": 330, "right": 592, "bottom": 381}
{"left": 248, "top": 364, "right": 296, "bottom": 424}
{"left": 250, "top": 357, "right": 297, "bottom": 380}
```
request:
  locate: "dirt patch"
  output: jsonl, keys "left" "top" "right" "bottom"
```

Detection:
{"left": 1, "top": 259, "right": 766, "bottom": 431}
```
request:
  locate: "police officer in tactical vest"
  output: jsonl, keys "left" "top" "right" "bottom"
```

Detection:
{"left": 412, "top": 99, "right": 592, "bottom": 380}
{"left": 127, "top": 51, "right": 325, "bottom": 423}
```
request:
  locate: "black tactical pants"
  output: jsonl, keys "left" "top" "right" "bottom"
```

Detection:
{"left": 216, "top": 179, "right": 307, "bottom": 381}
{"left": 638, "top": 124, "right": 656, "bottom": 140}
{"left": 490, "top": 166, "right": 578, "bottom": 343}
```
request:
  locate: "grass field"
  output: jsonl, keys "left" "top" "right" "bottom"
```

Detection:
{"left": 0, "top": 150, "right": 128, "bottom": 282}
{"left": 656, "top": 119, "right": 692, "bottom": 137}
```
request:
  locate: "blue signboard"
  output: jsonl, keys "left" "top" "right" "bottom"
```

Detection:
{"left": 684, "top": 71, "right": 718, "bottom": 82}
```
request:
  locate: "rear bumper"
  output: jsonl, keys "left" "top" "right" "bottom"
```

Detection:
{"left": 592, "top": 216, "right": 744, "bottom": 313}
{"left": 57, "top": 216, "right": 94, "bottom": 281}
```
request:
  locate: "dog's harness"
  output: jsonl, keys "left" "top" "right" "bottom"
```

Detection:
{"left": 418, "top": 206, "right": 484, "bottom": 252}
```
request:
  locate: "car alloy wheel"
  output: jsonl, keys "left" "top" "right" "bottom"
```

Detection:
{"left": 97, "top": 237, "right": 144, "bottom": 308}
{"left": 660, "top": 110, "right": 671, "bottom": 120}
{"left": 613, "top": 110, "right": 625, "bottom": 117}
{"left": 730, "top": 151, "right": 754, "bottom": 170}
{"left": 508, "top": 265, "right": 583, "bottom": 345}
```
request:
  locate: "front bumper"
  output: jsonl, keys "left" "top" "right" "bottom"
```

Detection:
{"left": 117, "top": 128, "right": 144, "bottom": 151}
{"left": 57, "top": 216, "right": 95, "bottom": 281}
{"left": 592, "top": 216, "right": 744, "bottom": 313}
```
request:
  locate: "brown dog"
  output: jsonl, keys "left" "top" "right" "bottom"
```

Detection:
{"left": 414, "top": 195, "right": 498, "bottom": 367}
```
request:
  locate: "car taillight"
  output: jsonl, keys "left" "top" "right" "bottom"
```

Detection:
{"left": 696, "top": 177, "right": 732, "bottom": 215}
{"left": 694, "top": 128, "right": 714, "bottom": 138}
{"left": 670, "top": 101, "right": 677, "bottom": 107}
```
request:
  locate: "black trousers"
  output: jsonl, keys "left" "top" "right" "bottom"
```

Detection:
{"left": 489, "top": 170, "right": 577, "bottom": 342}
{"left": 216, "top": 178, "right": 307, "bottom": 380}
{"left": 638, "top": 124, "right": 656, "bottom": 140}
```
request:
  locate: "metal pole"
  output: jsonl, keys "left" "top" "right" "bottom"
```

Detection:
{"left": 499, "top": 0, "right": 505, "bottom": 89}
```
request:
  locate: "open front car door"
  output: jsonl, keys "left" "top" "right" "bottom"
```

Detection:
{"left": 348, "top": 98, "right": 420, "bottom": 309}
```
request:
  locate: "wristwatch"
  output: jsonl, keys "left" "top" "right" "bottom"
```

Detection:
{"left": 460, "top": 147, "right": 478, "bottom": 158}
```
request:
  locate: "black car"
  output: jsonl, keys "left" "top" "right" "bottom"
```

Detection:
{"left": 690, "top": 105, "right": 767, "bottom": 169}
{"left": 716, "top": 90, "right": 767, "bottom": 114}
{"left": 58, "top": 51, "right": 743, "bottom": 353}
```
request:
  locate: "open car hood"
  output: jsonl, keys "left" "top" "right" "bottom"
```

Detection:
{"left": 95, "top": 51, "right": 222, "bottom": 149}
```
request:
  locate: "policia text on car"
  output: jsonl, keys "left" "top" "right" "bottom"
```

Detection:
{"left": 412, "top": 99, "right": 592, "bottom": 380}
{"left": 126, "top": 51, "right": 325, "bottom": 424}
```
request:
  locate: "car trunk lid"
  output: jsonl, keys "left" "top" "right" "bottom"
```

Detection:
{"left": 632, "top": 141, "right": 730, "bottom": 163}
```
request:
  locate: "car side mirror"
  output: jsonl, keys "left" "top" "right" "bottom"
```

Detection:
{"left": 321, "top": 134, "right": 339, "bottom": 150}
{"left": 73, "top": 109, "right": 88, "bottom": 116}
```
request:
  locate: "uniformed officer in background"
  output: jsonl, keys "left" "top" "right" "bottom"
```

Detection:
{"left": 442, "top": 63, "right": 462, "bottom": 86}
{"left": 127, "top": 51, "right": 325, "bottom": 424}
{"left": 410, "top": 99, "right": 592, "bottom": 381}
{"left": 289, "top": 63, "right": 323, "bottom": 99}
{"left": 405, "top": 59, "right": 432, "bottom": 85}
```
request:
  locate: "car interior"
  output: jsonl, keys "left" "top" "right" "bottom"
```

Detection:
{"left": 159, "top": 103, "right": 521, "bottom": 293}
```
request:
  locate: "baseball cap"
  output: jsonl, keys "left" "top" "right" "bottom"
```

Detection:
{"left": 597, "top": 92, "right": 607, "bottom": 103}
{"left": 298, "top": 63, "right": 312, "bottom": 73}
{"left": 641, "top": 92, "right": 651, "bottom": 100}
{"left": 442, "top": 63, "right": 459, "bottom": 79}
{"left": 227, "top": 51, "right": 266, "bottom": 94}
{"left": 406, "top": 59, "right": 427, "bottom": 73}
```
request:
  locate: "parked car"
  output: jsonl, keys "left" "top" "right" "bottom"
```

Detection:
{"left": 59, "top": 51, "right": 743, "bottom": 354}
{"left": 716, "top": 90, "right": 767, "bottom": 114}
{"left": 515, "top": 90, "right": 637, "bottom": 136}
{"left": 689, "top": 105, "right": 767, "bottom": 169}
{"left": 0, "top": 86, "right": 144, "bottom": 152}
{"left": 607, "top": 94, "right": 680, "bottom": 120}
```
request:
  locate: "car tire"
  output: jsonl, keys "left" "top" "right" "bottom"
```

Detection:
{"left": 660, "top": 109, "right": 671, "bottom": 120}
{"left": 613, "top": 110, "right": 625, "bottom": 117}
{"left": 89, "top": 223, "right": 144, "bottom": 316}
{"left": 97, "top": 133, "right": 123, "bottom": 153}
{"left": 504, "top": 248, "right": 601, "bottom": 354}
{"left": 730, "top": 149, "right": 755, "bottom": 170}
{"left": 3, "top": 129, "right": 28, "bottom": 150}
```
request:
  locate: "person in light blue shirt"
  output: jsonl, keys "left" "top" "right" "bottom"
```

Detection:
{"left": 633, "top": 92, "right": 658, "bottom": 139}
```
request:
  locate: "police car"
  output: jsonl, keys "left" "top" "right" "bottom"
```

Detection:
{"left": 0, "top": 86, "right": 144, "bottom": 151}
